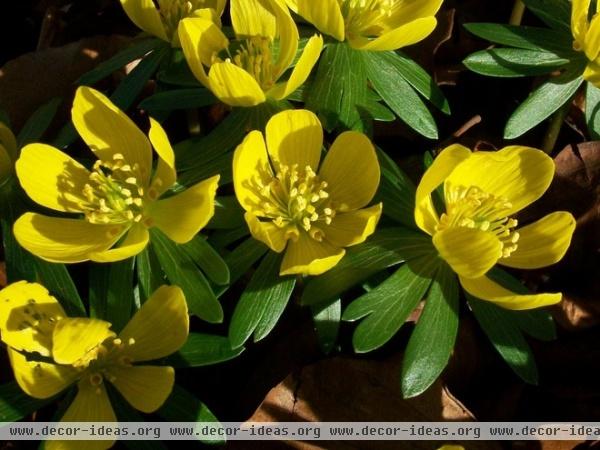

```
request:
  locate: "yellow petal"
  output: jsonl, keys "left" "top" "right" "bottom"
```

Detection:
{"left": 270, "top": 0, "right": 299, "bottom": 78}
{"left": 584, "top": 14, "right": 600, "bottom": 60}
{"left": 583, "top": 59, "right": 600, "bottom": 87}
{"left": 13, "top": 213, "right": 126, "bottom": 264}
{"left": 572, "top": 0, "right": 592, "bottom": 44}
{"left": 268, "top": 34, "right": 324, "bottom": 101}
{"left": 433, "top": 227, "right": 502, "bottom": 279}
{"left": 280, "top": 233, "right": 345, "bottom": 276}
{"left": 386, "top": 0, "right": 444, "bottom": 28}
{"left": 72, "top": 87, "right": 153, "bottom": 187}
{"left": 265, "top": 109, "right": 323, "bottom": 170}
{"left": 349, "top": 17, "right": 438, "bottom": 51}
{"left": 318, "top": 131, "right": 380, "bottom": 212}
{"left": 233, "top": 130, "right": 274, "bottom": 212}
{"left": 47, "top": 381, "right": 115, "bottom": 450}
{"left": 120, "top": 0, "right": 167, "bottom": 40}
{"left": 0, "top": 281, "right": 66, "bottom": 356}
{"left": 8, "top": 348, "right": 76, "bottom": 399}
{"left": 415, "top": 144, "right": 472, "bottom": 235}
{"left": 15, "top": 144, "right": 90, "bottom": 213}
{"left": 52, "top": 318, "right": 115, "bottom": 365}
{"left": 89, "top": 224, "right": 150, "bottom": 263}
{"left": 325, "top": 203, "right": 382, "bottom": 248}
{"left": 109, "top": 365, "right": 174, "bottom": 413}
{"left": 0, "top": 121, "right": 17, "bottom": 160}
{"left": 178, "top": 17, "right": 229, "bottom": 87}
{"left": 289, "top": 0, "right": 345, "bottom": 42}
{"left": 231, "top": 0, "right": 277, "bottom": 38}
{"left": 148, "top": 118, "right": 177, "bottom": 197}
{"left": 207, "top": 62, "right": 267, "bottom": 107}
{"left": 461, "top": 275, "right": 562, "bottom": 310}
{"left": 244, "top": 211, "right": 289, "bottom": 253}
{"left": 445, "top": 146, "right": 555, "bottom": 216}
{"left": 119, "top": 285, "right": 189, "bottom": 362}
{"left": 501, "top": 211, "right": 576, "bottom": 269}
{"left": 148, "top": 174, "right": 219, "bottom": 244}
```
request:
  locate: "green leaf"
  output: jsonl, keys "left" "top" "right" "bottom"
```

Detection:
{"left": 78, "top": 38, "right": 162, "bottom": 85}
{"left": 224, "top": 238, "right": 269, "bottom": 285}
{"left": 401, "top": 263, "right": 459, "bottom": 398}
{"left": 463, "top": 48, "right": 570, "bottom": 78}
{"left": 390, "top": 51, "right": 451, "bottom": 114}
{"left": 504, "top": 68, "right": 584, "bottom": 139}
{"left": 110, "top": 44, "right": 170, "bottom": 111}
{"left": 150, "top": 229, "right": 223, "bottom": 323}
{"left": 157, "top": 48, "right": 201, "bottom": 87}
{"left": 229, "top": 252, "right": 296, "bottom": 348}
{"left": 89, "top": 258, "right": 135, "bottom": 332}
{"left": 586, "top": 82, "right": 600, "bottom": 139}
{"left": 181, "top": 236, "right": 230, "bottom": 286}
{"left": 374, "top": 148, "right": 417, "bottom": 228}
{"left": 306, "top": 42, "right": 368, "bottom": 131}
{"left": 364, "top": 51, "right": 438, "bottom": 139}
{"left": 0, "top": 382, "right": 52, "bottom": 421}
{"left": 463, "top": 23, "right": 575, "bottom": 54}
{"left": 177, "top": 151, "right": 233, "bottom": 188}
{"left": 16, "top": 97, "right": 62, "bottom": 148}
{"left": 486, "top": 267, "right": 556, "bottom": 341}
{"left": 301, "top": 227, "right": 434, "bottom": 306}
{"left": 35, "top": 259, "right": 86, "bottom": 317}
{"left": 468, "top": 294, "right": 539, "bottom": 384}
{"left": 207, "top": 196, "right": 245, "bottom": 229}
{"left": 166, "top": 333, "right": 244, "bottom": 367}
{"left": 357, "top": 100, "right": 396, "bottom": 122}
{"left": 311, "top": 299, "right": 342, "bottom": 354}
{"left": 209, "top": 226, "right": 249, "bottom": 251}
{"left": 157, "top": 385, "right": 223, "bottom": 445}
{"left": 139, "top": 88, "right": 216, "bottom": 112}
{"left": 345, "top": 256, "right": 439, "bottom": 353}
{"left": 136, "top": 245, "right": 165, "bottom": 301}
{"left": 522, "top": 0, "right": 571, "bottom": 33}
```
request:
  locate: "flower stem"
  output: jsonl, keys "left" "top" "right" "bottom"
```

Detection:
{"left": 509, "top": 0, "right": 526, "bottom": 25}
{"left": 542, "top": 101, "right": 571, "bottom": 154}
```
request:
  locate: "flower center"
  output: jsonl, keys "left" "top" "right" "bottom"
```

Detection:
{"left": 437, "top": 184, "right": 520, "bottom": 258}
{"left": 80, "top": 153, "right": 145, "bottom": 225}
{"left": 252, "top": 164, "right": 337, "bottom": 242}
{"left": 339, "top": 0, "right": 393, "bottom": 37}
{"left": 157, "top": 0, "right": 209, "bottom": 39}
{"left": 219, "top": 37, "right": 276, "bottom": 91}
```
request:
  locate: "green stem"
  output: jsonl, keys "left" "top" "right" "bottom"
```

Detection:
{"left": 542, "top": 101, "right": 571, "bottom": 154}
{"left": 509, "top": 0, "right": 526, "bottom": 25}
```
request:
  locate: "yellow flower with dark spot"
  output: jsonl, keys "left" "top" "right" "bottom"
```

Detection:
{"left": 0, "top": 281, "right": 188, "bottom": 450}
{"left": 178, "top": 0, "right": 323, "bottom": 107}
{"left": 120, "top": 0, "right": 227, "bottom": 46}
{"left": 285, "top": 0, "right": 443, "bottom": 51}
{"left": 571, "top": 0, "right": 600, "bottom": 86}
{"left": 13, "top": 86, "right": 219, "bottom": 263}
{"left": 415, "top": 144, "right": 576, "bottom": 310}
{"left": 233, "top": 109, "right": 382, "bottom": 276}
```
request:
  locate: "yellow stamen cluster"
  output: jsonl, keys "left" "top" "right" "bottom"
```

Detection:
{"left": 80, "top": 153, "right": 145, "bottom": 226}
{"left": 221, "top": 37, "right": 276, "bottom": 91}
{"left": 438, "top": 184, "right": 520, "bottom": 258}
{"left": 252, "top": 164, "right": 336, "bottom": 242}
{"left": 339, "top": 0, "right": 394, "bottom": 36}
{"left": 158, "top": 0, "right": 207, "bottom": 38}
{"left": 74, "top": 336, "right": 137, "bottom": 395}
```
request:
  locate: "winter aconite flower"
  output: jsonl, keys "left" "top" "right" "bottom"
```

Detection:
{"left": 285, "top": 0, "right": 443, "bottom": 51}
{"left": 0, "top": 281, "right": 188, "bottom": 450}
{"left": 178, "top": 0, "right": 323, "bottom": 107}
{"left": 0, "top": 121, "right": 17, "bottom": 185}
{"left": 14, "top": 86, "right": 219, "bottom": 263}
{"left": 120, "top": 0, "right": 226, "bottom": 46}
{"left": 233, "top": 109, "right": 382, "bottom": 276}
{"left": 571, "top": 0, "right": 600, "bottom": 85}
{"left": 415, "top": 144, "right": 576, "bottom": 310}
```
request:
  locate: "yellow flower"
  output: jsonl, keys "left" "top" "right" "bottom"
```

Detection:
{"left": 120, "top": 0, "right": 227, "bottom": 46}
{"left": 233, "top": 109, "right": 382, "bottom": 276}
{"left": 571, "top": 0, "right": 600, "bottom": 86}
{"left": 13, "top": 86, "right": 219, "bottom": 263}
{"left": 0, "top": 281, "right": 188, "bottom": 450}
{"left": 178, "top": 0, "right": 324, "bottom": 107}
{"left": 0, "top": 121, "right": 17, "bottom": 185}
{"left": 285, "top": 0, "right": 443, "bottom": 51}
{"left": 415, "top": 144, "right": 576, "bottom": 310}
